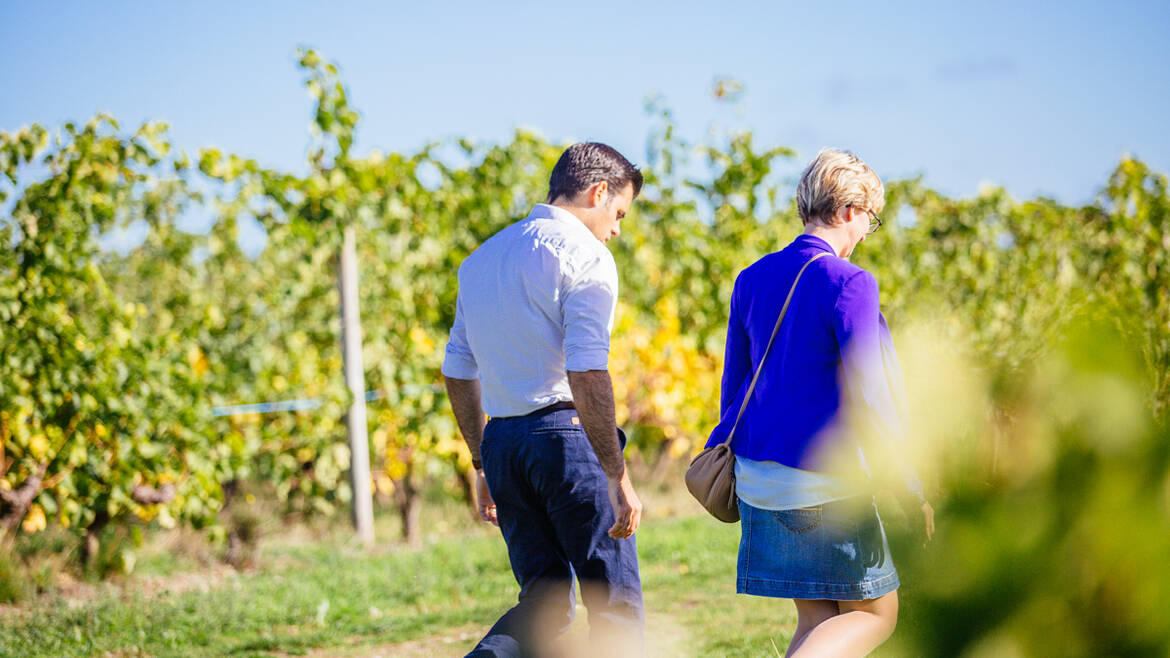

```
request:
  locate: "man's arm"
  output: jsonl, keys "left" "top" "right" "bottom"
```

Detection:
{"left": 566, "top": 369, "right": 623, "bottom": 476}
{"left": 567, "top": 369, "right": 642, "bottom": 539}
{"left": 443, "top": 376, "right": 496, "bottom": 526}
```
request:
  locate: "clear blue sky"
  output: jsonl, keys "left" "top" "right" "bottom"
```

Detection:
{"left": 3, "top": 0, "right": 1169, "bottom": 206}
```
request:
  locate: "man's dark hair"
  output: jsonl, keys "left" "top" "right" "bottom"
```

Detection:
{"left": 546, "top": 142, "right": 643, "bottom": 204}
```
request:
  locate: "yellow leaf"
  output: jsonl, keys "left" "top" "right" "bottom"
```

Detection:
{"left": 29, "top": 434, "right": 50, "bottom": 459}
{"left": 22, "top": 504, "right": 46, "bottom": 534}
{"left": 409, "top": 327, "right": 436, "bottom": 355}
{"left": 386, "top": 458, "right": 408, "bottom": 480}
{"left": 187, "top": 345, "right": 209, "bottom": 377}
{"left": 375, "top": 473, "right": 394, "bottom": 495}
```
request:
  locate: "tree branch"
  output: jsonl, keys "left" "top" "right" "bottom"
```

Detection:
{"left": 131, "top": 483, "right": 176, "bottom": 505}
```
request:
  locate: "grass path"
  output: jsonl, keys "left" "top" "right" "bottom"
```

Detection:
{"left": 1, "top": 514, "right": 800, "bottom": 657}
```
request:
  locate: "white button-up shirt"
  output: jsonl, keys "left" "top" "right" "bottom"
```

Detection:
{"left": 442, "top": 204, "right": 619, "bottom": 417}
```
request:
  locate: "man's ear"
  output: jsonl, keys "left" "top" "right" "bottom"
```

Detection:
{"left": 588, "top": 181, "right": 609, "bottom": 207}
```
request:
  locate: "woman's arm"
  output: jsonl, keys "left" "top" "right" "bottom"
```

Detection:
{"left": 720, "top": 275, "right": 752, "bottom": 418}
{"left": 833, "top": 271, "right": 926, "bottom": 504}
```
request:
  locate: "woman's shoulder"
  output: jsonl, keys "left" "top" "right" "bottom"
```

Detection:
{"left": 798, "top": 259, "right": 880, "bottom": 321}
{"left": 735, "top": 243, "right": 879, "bottom": 298}
{"left": 811, "top": 253, "right": 872, "bottom": 285}
{"left": 738, "top": 250, "right": 785, "bottom": 279}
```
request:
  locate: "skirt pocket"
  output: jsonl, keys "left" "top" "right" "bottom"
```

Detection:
{"left": 770, "top": 507, "right": 823, "bottom": 535}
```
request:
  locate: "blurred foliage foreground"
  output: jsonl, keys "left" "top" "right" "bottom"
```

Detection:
{"left": 1, "top": 50, "right": 1168, "bottom": 653}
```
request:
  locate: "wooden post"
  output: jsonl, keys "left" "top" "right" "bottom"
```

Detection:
{"left": 339, "top": 224, "right": 375, "bottom": 546}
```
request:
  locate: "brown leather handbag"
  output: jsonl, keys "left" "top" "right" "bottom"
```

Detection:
{"left": 685, "top": 252, "right": 828, "bottom": 522}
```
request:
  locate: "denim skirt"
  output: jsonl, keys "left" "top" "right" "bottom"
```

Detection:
{"left": 736, "top": 496, "right": 900, "bottom": 601}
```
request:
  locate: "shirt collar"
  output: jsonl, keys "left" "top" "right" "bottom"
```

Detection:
{"left": 527, "top": 203, "right": 598, "bottom": 242}
{"left": 793, "top": 233, "right": 835, "bottom": 255}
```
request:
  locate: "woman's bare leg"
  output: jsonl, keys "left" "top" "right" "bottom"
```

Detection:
{"left": 785, "top": 599, "right": 839, "bottom": 657}
{"left": 789, "top": 591, "right": 898, "bottom": 658}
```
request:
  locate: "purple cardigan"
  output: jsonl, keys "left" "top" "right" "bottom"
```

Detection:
{"left": 706, "top": 234, "right": 922, "bottom": 497}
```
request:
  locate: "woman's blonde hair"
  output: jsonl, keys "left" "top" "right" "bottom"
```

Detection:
{"left": 796, "top": 148, "right": 885, "bottom": 226}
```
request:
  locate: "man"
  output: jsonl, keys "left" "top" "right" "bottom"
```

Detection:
{"left": 442, "top": 142, "right": 645, "bottom": 658}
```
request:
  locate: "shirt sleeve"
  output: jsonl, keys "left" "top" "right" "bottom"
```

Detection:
{"left": 720, "top": 273, "right": 751, "bottom": 418}
{"left": 561, "top": 248, "right": 618, "bottom": 372}
{"left": 834, "top": 271, "right": 924, "bottom": 500}
{"left": 441, "top": 291, "right": 480, "bottom": 380}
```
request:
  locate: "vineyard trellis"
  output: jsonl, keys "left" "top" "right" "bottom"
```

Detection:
{"left": 2, "top": 50, "right": 1168, "bottom": 561}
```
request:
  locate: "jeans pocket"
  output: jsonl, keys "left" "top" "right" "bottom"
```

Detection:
{"left": 772, "top": 507, "right": 823, "bottom": 535}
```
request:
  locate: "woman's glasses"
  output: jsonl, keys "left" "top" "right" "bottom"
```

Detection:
{"left": 848, "top": 204, "right": 883, "bottom": 233}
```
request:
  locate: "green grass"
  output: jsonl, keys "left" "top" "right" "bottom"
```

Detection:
{"left": 0, "top": 508, "right": 806, "bottom": 657}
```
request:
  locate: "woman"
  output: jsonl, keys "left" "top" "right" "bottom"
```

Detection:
{"left": 707, "top": 148, "right": 934, "bottom": 657}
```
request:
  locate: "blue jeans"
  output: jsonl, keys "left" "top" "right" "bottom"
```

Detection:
{"left": 467, "top": 408, "right": 643, "bottom": 657}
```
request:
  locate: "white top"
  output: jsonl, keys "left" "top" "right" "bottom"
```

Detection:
{"left": 734, "top": 457, "right": 858, "bottom": 510}
{"left": 441, "top": 204, "right": 619, "bottom": 417}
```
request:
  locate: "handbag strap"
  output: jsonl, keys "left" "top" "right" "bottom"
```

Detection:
{"left": 722, "top": 251, "right": 829, "bottom": 446}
